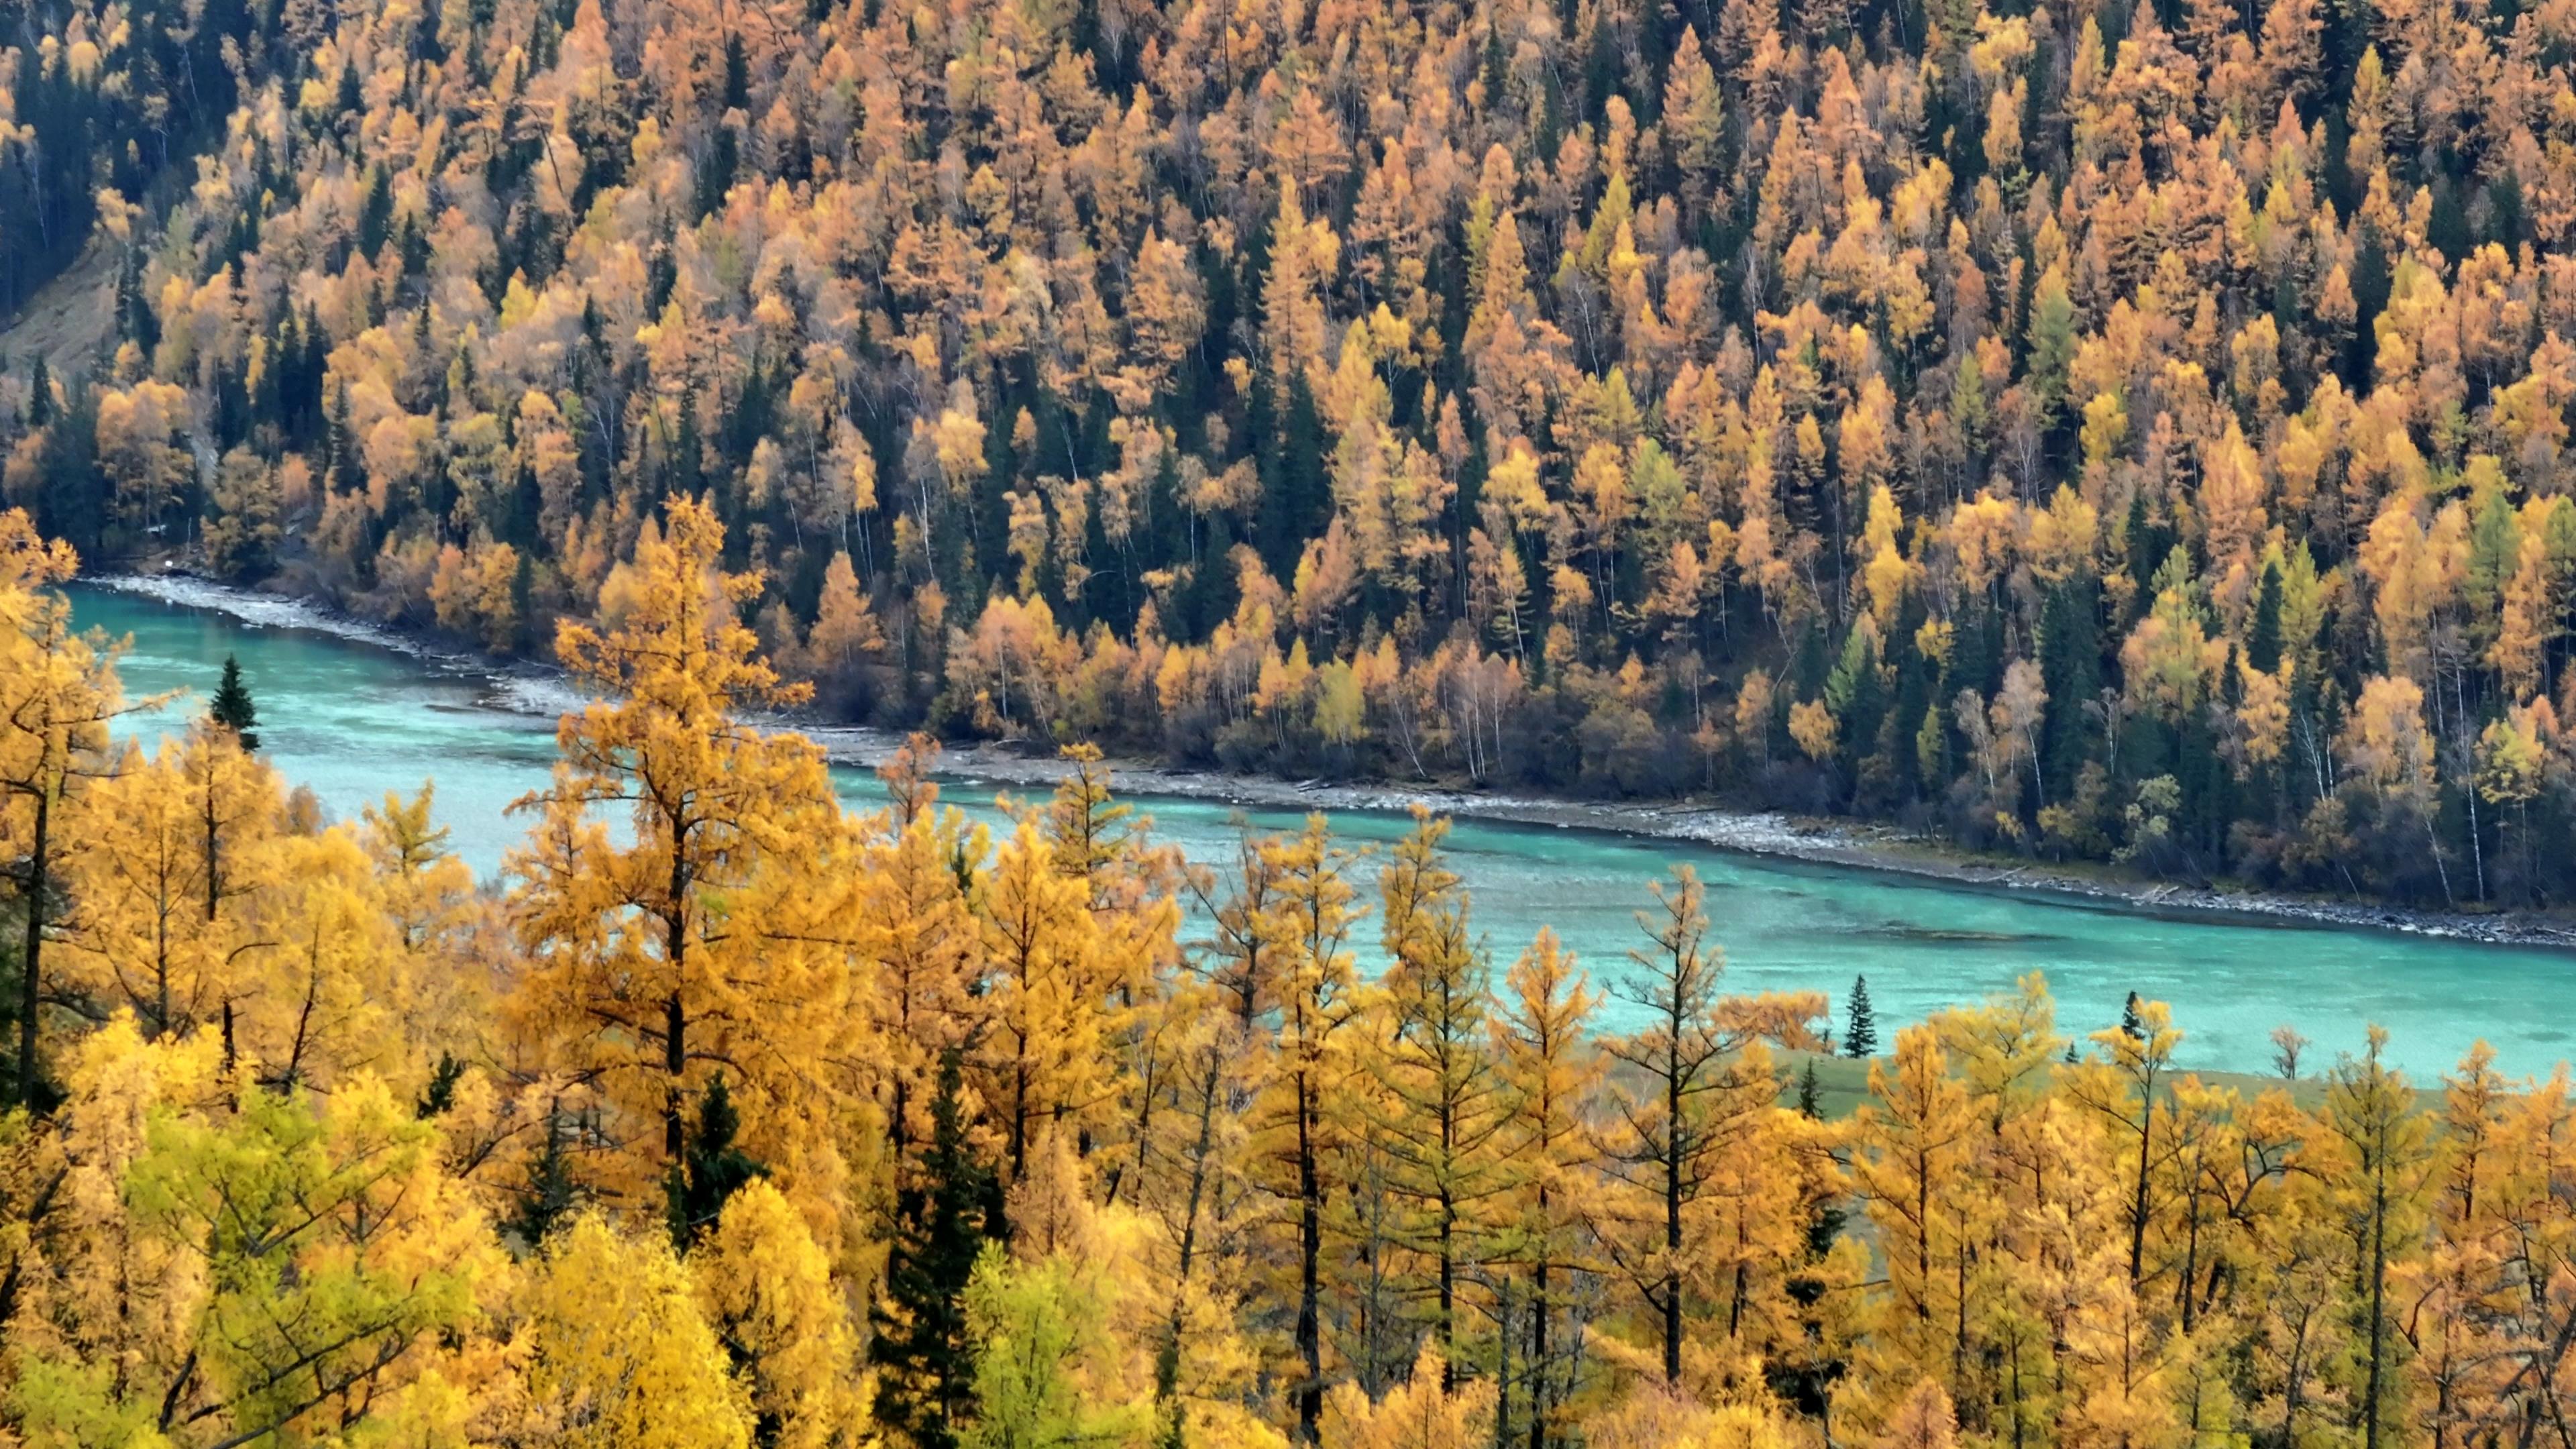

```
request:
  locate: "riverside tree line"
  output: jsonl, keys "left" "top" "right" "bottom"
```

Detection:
{"left": 17, "top": 0, "right": 2576, "bottom": 906}
{"left": 3, "top": 495, "right": 2575, "bottom": 1448}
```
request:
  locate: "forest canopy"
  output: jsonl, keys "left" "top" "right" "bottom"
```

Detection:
{"left": 1, "top": 495, "right": 2569, "bottom": 1449}
{"left": 11, "top": 0, "right": 2576, "bottom": 902}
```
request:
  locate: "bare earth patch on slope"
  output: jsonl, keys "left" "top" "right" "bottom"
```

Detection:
{"left": 0, "top": 237, "right": 117, "bottom": 372}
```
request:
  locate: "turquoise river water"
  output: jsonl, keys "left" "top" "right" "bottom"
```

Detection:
{"left": 62, "top": 581, "right": 2576, "bottom": 1081}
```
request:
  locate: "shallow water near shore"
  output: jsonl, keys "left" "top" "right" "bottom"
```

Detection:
{"left": 66, "top": 579, "right": 2576, "bottom": 1082}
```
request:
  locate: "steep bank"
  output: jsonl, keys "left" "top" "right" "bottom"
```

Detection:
{"left": 91, "top": 569, "right": 2576, "bottom": 953}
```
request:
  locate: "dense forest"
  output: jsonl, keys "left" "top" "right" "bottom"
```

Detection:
{"left": 4, "top": 496, "right": 2574, "bottom": 1448}
{"left": 14, "top": 0, "right": 2576, "bottom": 905}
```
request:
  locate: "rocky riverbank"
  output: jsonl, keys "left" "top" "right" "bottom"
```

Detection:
{"left": 91, "top": 569, "right": 2576, "bottom": 953}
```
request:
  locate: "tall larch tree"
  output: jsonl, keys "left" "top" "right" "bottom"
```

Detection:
{"left": 503, "top": 495, "right": 840, "bottom": 1205}
{"left": 0, "top": 515, "right": 134, "bottom": 1107}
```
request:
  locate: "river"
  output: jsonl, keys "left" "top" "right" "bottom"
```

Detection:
{"left": 63, "top": 580, "right": 2576, "bottom": 1081}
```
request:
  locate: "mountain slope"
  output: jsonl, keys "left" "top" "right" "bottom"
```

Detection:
{"left": 5, "top": 0, "right": 2576, "bottom": 908}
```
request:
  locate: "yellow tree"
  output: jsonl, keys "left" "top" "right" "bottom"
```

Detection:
{"left": 1118, "top": 971, "right": 1265, "bottom": 1424}
{"left": 2065, "top": 996, "right": 2189, "bottom": 1288}
{"left": 235, "top": 828, "right": 410, "bottom": 1091}
{"left": 181, "top": 721, "right": 286, "bottom": 1042}
{"left": 358, "top": 784, "right": 490, "bottom": 1075}
{"left": 1596, "top": 866, "right": 1797, "bottom": 1385}
{"left": 62, "top": 733, "right": 280, "bottom": 1056}
{"left": 978, "top": 817, "right": 1111, "bottom": 1183}
{"left": 694, "top": 1177, "right": 867, "bottom": 1448}
{"left": 1367, "top": 810, "right": 1513, "bottom": 1366}
{"left": 2316, "top": 1026, "right": 2438, "bottom": 1448}
{"left": 1850, "top": 1023, "right": 1976, "bottom": 1404}
{"left": 516, "top": 1212, "right": 753, "bottom": 1448}
{"left": 1046, "top": 745, "right": 1188, "bottom": 1202}
{"left": 847, "top": 737, "right": 984, "bottom": 1174}
{"left": 1493, "top": 926, "right": 1603, "bottom": 1446}
{"left": 1, "top": 1014, "right": 225, "bottom": 1441}
{"left": 1245, "top": 815, "right": 1364, "bottom": 1440}
{"left": 0, "top": 511, "right": 137, "bottom": 1106}
{"left": 2395, "top": 1044, "right": 2521, "bottom": 1446}
{"left": 1874, "top": 1380, "right": 1958, "bottom": 1448}
{"left": 504, "top": 496, "right": 839, "bottom": 1205}
{"left": 1318, "top": 1343, "right": 1496, "bottom": 1449}
{"left": 11, "top": 1036, "right": 504, "bottom": 1448}
{"left": 1201, "top": 828, "right": 1289, "bottom": 1033}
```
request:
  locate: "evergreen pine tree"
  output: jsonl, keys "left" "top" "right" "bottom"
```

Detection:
{"left": 335, "top": 61, "right": 364, "bottom": 123}
{"left": 211, "top": 654, "right": 260, "bottom": 751}
{"left": 696, "top": 126, "right": 741, "bottom": 219}
{"left": 2248, "top": 560, "right": 2286, "bottom": 675}
{"left": 32, "top": 377, "right": 100, "bottom": 553}
{"left": 667, "top": 1072, "right": 764, "bottom": 1246}
{"left": 720, "top": 32, "right": 751, "bottom": 110}
{"left": 117, "top": 246, "right": 158, "bottom": 352}
{"left": 1257, "top": 373, "right": 1328, "bottom": 585}
{"left": 1823, "top": 625, "right": 1886, "bottom": 775}
{"left": 2038, "top": 574, "right": 2104, "bottom": 802}
{"left": 2121, "top": 990, "right": 2145, "bottom": 1040}
{"left": 1843, "top": 975, "right": 1878, "bottom": 1059}
{"left": 872, "top": 1047, "right": 1004, "bottom": 1449}
{"left": 509, "top": 1104, "right": 584, "bottom": 1247}
{"left": 1777, "top": 1060, "right": 1849, "bottom": 1421}
{"left": 2122, "top": 491, "right": 2165, "bottom": 629}
{"left": 670, "top": 388, "right": 706, "bottom": 504}
{"left": 1791, "top": 615, "right": 1831, "bottom": 703}
{"left": 25, "top": 356, "right": 51, "bottom": 428}
{"left": 415, "top": 1051, "right": 464, "bottom": 1118}
{"left": 357, "top": 166, "right": 392, "bottom": 258}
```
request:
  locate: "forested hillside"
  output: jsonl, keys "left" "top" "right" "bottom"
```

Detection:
{"left": 8, "top": 0, "right": 2576, "bottom": 906}
{"left": 5, "top": 496, "right": 2574, "bottom": 1449}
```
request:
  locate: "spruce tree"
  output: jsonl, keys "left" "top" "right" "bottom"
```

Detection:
{"left": 872, "top": 1047, "right": 1004, "bottom": 1449}
{"left": 33, "top": 379, "right": 101, "bottom": 554}
{"left": 667, "top": 1072, "right": 763, "bottom": 1246}
{"left": 509, "top": 1104, "right": 584, "bottom": 1247}
{"left": 2121, "top": 990, "right": 2145, "bottom": 1040}
{"left": 414, "top": 1051, "right": 464, "bottom": 1118}
{"left": 2248, "top": 560, "right": 2286, "bottom": 675}
{"left": 1843, "top": 975, "right": 1878, "bottom": 1059}
{"left": 210, "top": 654, "right": 260, "bottom": 751}
{"left": 1790, "top": 615, "right": 1831, "bottom": 703}
{"left": 720, "top": 32, "right": 751, "bottom": 110}
{"left": 356, "top": 166, "right": 392, "bottom": 257}
{"left": 1776, "top": 1059, "right": 1849, "bottom": 1422}
{"left": 1823, "top": 626, "right": 1886, "bottom": 774}
{"left": 2038, "top": 574, "right": 2104, "bottom": 802}
{"left": 1258, "top": 373, "right": 1328, "bottom": 585}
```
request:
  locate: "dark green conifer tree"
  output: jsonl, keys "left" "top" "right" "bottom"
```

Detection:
{"left": 871, "top": 1048, "right": 1004, "bottom": 1449}
{"left": 1258, "top": 373, "right": 1328, "bottom": 585}
{"left": 1843, "top": 975, "right": 1878, "bottom": 1059}
{"left": 667, "top": 1072, "right": 763, "bottom": 1246}
{"left": 25, "top": 357, "right": 51, "bottom": 429}
{"left": 2039, "top": 574, "right": 2104, "bottom": 803}
{"left": 415, "top": 1051, "right": 464, "bottom": 1118}
{"left": 509, "top": 1103, "right": 584, "bottom": 1247}
{"left": 2248, "top": 560, "right": 2286, "bottom": 676}
{"left": 32, "top": 377, "right": 101, "bottom": 553}
{"left": 211, "top": 654, "right": 260, "bottom": 751}
{"left": 357, "top": 166, "right": 392, "bottom": 257}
